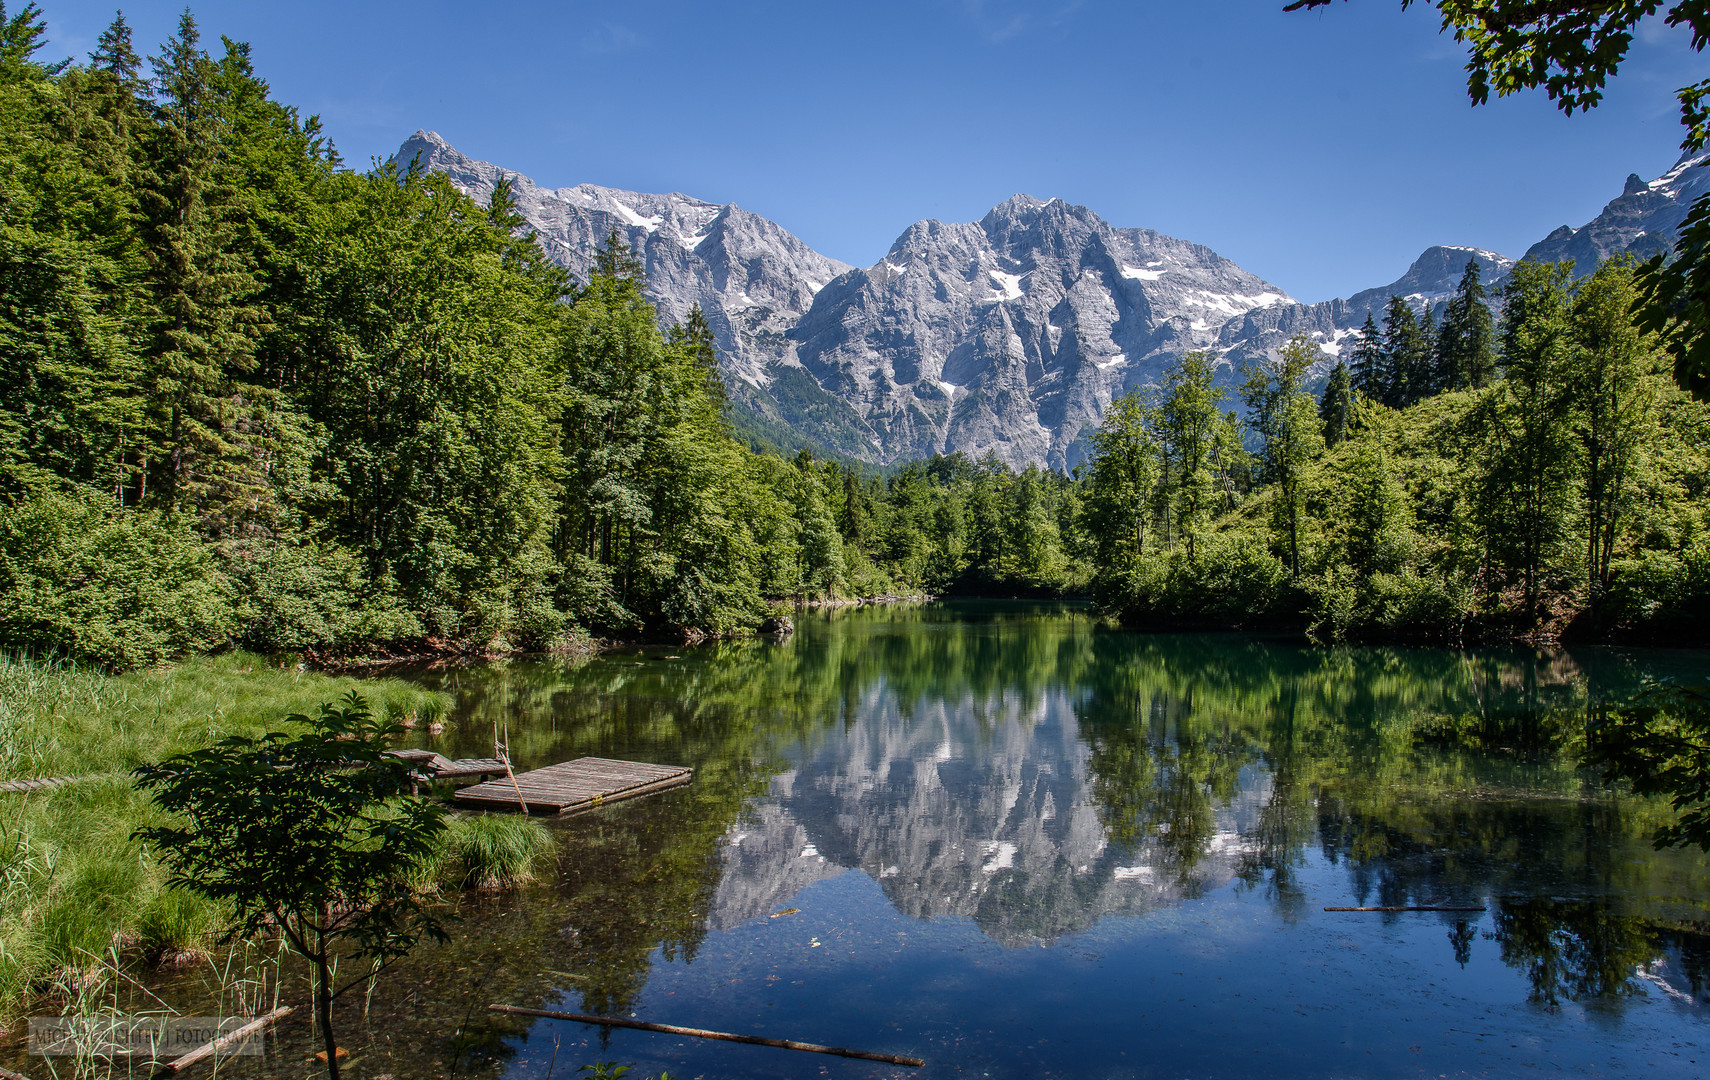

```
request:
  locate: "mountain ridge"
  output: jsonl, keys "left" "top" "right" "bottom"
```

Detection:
{"left": 394, "top": 131, "right": 1710, "bottom": 468}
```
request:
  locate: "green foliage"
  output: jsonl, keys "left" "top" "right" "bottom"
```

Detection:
{"left": 418, "top": 814, "right": 558, "bottom": 892}
{"left": 5, "top": 10, "right": 1105, "bottom": 666}
{"left": 1586, "top": 679, "right": 1710, "bottom": 850}
{"left": 0, "top": 489, "right": 233, "bottom": 668}
{"left": 1085, "top": 256, "right": 1710, "bottom": 643}
{"left": 135, "top": 692, "right": 447, "bottom": 1078}
{"left": 0, "top": 653, "right": 445, "bottom": 1018}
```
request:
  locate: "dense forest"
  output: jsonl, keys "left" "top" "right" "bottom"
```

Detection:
{"left": 4, "top": 3, "right": 1709, "bottom": 671}
{"left": 1084, "top": 258, "right": 1710, "bottom": 643}
{"left": 0, "top": 5, "right": 1090, "bottom": 669}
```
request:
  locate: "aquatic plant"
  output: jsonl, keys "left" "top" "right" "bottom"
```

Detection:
{"left": 443, "top": 814, "right": 558, "bottom": 891}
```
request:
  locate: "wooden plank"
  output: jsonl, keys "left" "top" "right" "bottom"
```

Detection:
{"left": 436, "top": 758, "right": 509, "bottom": 778}
{"left": 454, "top": 756, "right": 692, "bottom": 814}
{"left": 556, "top": 773, "right": 693, "bottom": 817}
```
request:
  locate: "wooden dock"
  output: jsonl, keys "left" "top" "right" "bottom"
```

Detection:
{"left": 453, "top": 756, "right": 692, "bottom": 814}
{"left": 385, "top": 749, "right": 511, "bottom": 780}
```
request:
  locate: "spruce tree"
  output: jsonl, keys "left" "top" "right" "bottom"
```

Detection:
{"left": 1381, "top": 296, "right": 1426, "bottom": 407}
{"left": 1350, "top": 313, "right": 1385, "bottom": 402}
{"left": 90, "top": 9, "right": 141, "bottom": 84}
{"left": 593, "top": 224, "right": 644, "bottom": 281}
{"left": 1416, "top": 303, "right": 1439, "bottom": 398}
{"left": 139, "top": 10, "right": 267, "bottom": 526}
{"left": 1435, "top": 258, "right": 1497, "bottom": 390}
{"left": 0, "top": 2, "right": 62, "bottom": 78}
{"left": 1319, "top": 359, "right": 1353, "bottom": 447}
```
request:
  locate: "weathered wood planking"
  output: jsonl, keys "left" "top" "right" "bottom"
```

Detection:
{"left": 454, "top": 756, "right": 692, "bottom": 814}
{"left": 384, "top": 750, "right": 509, "bottom": 779}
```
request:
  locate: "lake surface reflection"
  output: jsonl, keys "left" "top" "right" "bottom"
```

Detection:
{"left": 383, "top": 601, "right": 1706, "bottom": 1079}
{"left": 73, "top": 602, "right": 1710, "bottom": 1079}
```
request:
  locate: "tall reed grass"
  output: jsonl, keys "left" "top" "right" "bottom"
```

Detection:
{"left": 414, "top": 814, "right": 558, "bottom": 892}
{"left": 0, "top": 652, "right": 451, "bottom": 1020}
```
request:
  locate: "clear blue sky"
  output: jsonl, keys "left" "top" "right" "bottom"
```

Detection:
{"left": 33, "top": 0, "right": 1707, "bottom": 301}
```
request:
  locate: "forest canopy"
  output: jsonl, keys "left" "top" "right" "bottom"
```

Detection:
{"left": 4, "top": 3, "right": 1710, "bottom": 669}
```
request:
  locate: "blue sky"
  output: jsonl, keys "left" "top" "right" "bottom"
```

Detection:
{"left": 34, "top": 0, "right": 1707, "bottom": 301}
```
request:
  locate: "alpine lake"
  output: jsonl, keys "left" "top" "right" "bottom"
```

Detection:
{"left": 59, "top": 603, "right": 1710, "bottom": 1076}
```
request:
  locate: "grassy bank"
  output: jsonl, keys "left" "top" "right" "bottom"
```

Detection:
{"left": 0, "top": 653, "right": 453, "bottom": 1018}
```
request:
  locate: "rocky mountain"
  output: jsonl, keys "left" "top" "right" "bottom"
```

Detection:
{"left": 390, "top": 131, "right": 865, "bottom": 442}
{"left": 788, "top": 194, "right": 1305, "bottom": 467}
{"left": 398, "top": 132, "right": 1704, "bottom": 469}
{"left": 1523, "top": 150, "right": 1710, "bottom": 271}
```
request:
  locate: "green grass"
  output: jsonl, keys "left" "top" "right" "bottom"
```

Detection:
{"left": 416, "top": 814, "right": 558, "bottom": 892}
{"left": 0, "top": 652, "right": 452, "bottom": 1019}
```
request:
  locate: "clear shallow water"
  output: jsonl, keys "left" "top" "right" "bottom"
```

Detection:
{"left": 405, "top": 602, "right": 1710, "bottom": 1079}
{"left": 17, "top": 602, "right": 1710, "bottom": 1078}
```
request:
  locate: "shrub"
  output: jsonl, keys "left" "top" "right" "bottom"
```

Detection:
{"left": 0, "top": 490, "right": 233, "bottom": 669}
{"left": 226, "top": 539, "right": 422, "bottom": 653}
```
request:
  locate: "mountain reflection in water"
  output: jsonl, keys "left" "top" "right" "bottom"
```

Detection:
{"left": 38, "top": 602, "right": 1703, "bottom": 1079}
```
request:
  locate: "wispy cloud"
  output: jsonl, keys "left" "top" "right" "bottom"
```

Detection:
{"left": 582, "top": 22, "right": 647, "bottom": 55}
{"left": 957, "top": 0, "right": 1084, "bottom": 44}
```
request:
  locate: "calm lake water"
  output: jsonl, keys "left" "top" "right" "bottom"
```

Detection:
{"left": 27, "top": 602, "right": 1710, "bottom": 1078}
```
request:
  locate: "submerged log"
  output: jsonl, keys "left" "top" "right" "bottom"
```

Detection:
{"left": 1323, "top": 905, "right": 1487, "bottom": 912}
{"left": 487, "top": 1004, "right": 924, "bottom": 1067}
{"left": 153, "top": 1006, "right": 290, "bottom": 1076}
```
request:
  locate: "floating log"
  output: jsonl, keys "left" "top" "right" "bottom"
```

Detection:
{"left": 455, "top": 757, "right": 691, "bottom": 815}
{"left": 152, "top": 1006, "right": 290, "bottom": 1076}
{"left": 487, "top": 1004, "right": 924, "bottom": 1067}
{"left": 1324, "top": 905, "right": 1487, "bottom": 912}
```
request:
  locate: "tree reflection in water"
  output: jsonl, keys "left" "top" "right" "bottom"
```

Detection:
{"left": 155, "top": 603, "right": 1708, "bottom": 1077}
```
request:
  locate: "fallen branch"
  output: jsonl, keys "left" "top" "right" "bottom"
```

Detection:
{"left": 1, "top": 1065, "right": 34, "bottom": 1080}
{"left": 152, "top": 1006, "right": 291, "bottom": 1076}
{"left": 1323, "top": 906, "right": 1486, "bottom": 912}
{"left": 487, "top": 1004, "right": 924, "bottom": 1067}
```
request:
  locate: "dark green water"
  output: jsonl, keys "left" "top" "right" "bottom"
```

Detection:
{"left": 48, "top": 603, "right": 1710, "bottom": 1076}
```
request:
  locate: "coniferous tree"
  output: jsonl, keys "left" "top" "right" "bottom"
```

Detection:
{"left": 139, "top": 11, "right": 271, "bottom": 527}
{"left": 90, "top": 9, "right": 141, "bottom": 83}
{"left": 1416, "top": 303, "right": 1439, "bottom": 397}
{"left": 1435, "top": 258, "right": 1497, "bottom": 391}
{"left": 669, "top": 303, "right": 726, "bottom": 410}
{"left": 593, "top": 224, "right": 644, "bottom": 281}
{"left": 1381, "top": 295, "right": 1427, "bottom": 407}
{"left": 1350, "top": 313, "right": 1385, "bottom": 401}
{"left": 1319, "top": 359, "right": 1353, "bottom": 447}
{"left": 0, "top": 2, "right": 62, "bottom": 77}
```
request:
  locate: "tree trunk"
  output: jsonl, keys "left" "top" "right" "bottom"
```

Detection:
{"left": 314, "top": 945, "right": 340, "bottom": 1080}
